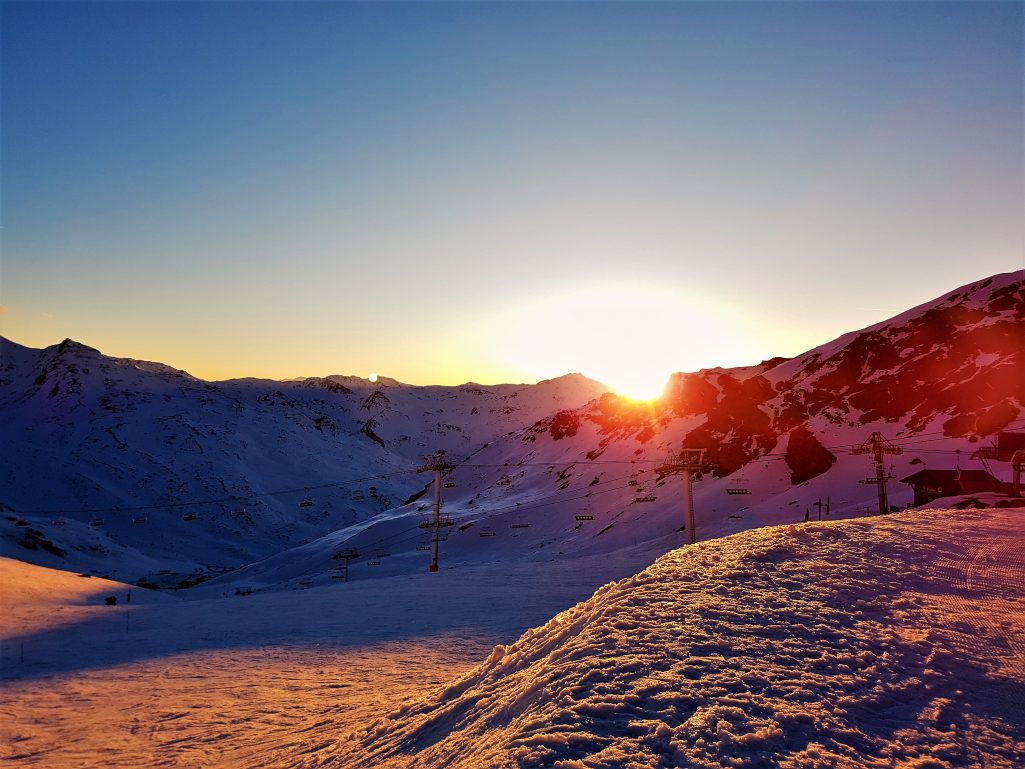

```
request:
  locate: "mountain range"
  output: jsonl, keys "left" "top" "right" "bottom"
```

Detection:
{"left": 1, "top": 271, "right": 1021, "bottom": 589}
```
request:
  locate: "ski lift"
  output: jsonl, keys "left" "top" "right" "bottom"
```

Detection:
{"left": 331, "top": 573, "right": 347, "bottom": 580}
{"left": 182, "top": 513, "right": 198, "bottom": 521}
{"left": 367, "top": 561, "right": 381, "bottom": 566}
{"left": 725, "top": 488, "right": 751, "bottom": 496}
{"left": 374, "top": 553, "right": 391, "bottom": 558}
{"left": 89, "top": 518, "right": 105, "bottom": 527}
{"left": 443, "top": 481, "right": 456, "bottom": 489}
{"left": 575, "top": 515, "right": 595, "bottom": 521}
{"left": 416, "top": 545, "right": 432, "bottom": 551}
{"left": 628, "top": 480, "right": 639, "bottom": 486}
{"left": 479, "top": 531, "right": 496, "bottom": 537}
{"left": 632, "top": 496, "right": 657, "bottom": 503}
{"left": 418, "top": 515, "right": 454, "bottom": 528}
{"left": 132, "top": 516, "right": 148, "bottom": 524}
{"left": 300, "top": 497, "right": 314, "bottom": 508}
{"left": 727, "top": 514, "right": 744, "bottom": 519}
{"left": 510, "top": 523, "right": 531, "bottom": 529}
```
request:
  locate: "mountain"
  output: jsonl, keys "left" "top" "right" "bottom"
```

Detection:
{"left": 1, "top": 271, "right": 1022, "bottom": 587}
{"left": 0, "top": 338, "right": 606, "bottom": 583}
{"left": 210, "top": 271, "right": 1023, "bottom": 592}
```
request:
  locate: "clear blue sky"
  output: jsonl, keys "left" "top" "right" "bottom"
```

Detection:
{"left": 2, "top": 2, "right": 1022, "bottom": 394}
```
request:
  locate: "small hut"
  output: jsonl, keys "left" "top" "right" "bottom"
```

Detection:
{"left": 899, "top": 469, "right": 1008, "bottom": 507}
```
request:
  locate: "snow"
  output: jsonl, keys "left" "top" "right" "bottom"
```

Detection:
{"left": 3, "top": 509, "right": 1024, "bottom": 768}
{"left": 0, "top": 335, "right": 608, "bottom": 582}
{"left": 1, "top": 272, "right": 1023, "bottom": 766}
{"left": 2, "top": 271, "right": 1022, "bottom": 589}
{"left": 0, "top": 546, "right": 656, "bottom": 767}
{"left": 349, "top": 508, "right": 1025, "bottom": 769}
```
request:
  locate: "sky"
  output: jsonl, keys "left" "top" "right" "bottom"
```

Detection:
{"left": 1, "top": 1, "right": 1022, "bottom": 398}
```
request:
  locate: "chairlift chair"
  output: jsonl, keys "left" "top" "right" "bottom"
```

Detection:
{"left": 299, "top": 497, "right": 314, "bottom": 508}
{"left": 182, "top": 513, "right": 198, "bottom": 521}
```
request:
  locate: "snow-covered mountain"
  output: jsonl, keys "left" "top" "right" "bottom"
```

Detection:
{"left": 0, "top": 338, "right": 606, "bottom": 583}
{"left": 2, "top": 271, "right": 1022, "bottom": 587}
{"left": 212, "top": 271, "right": 1023, "bottom": 592}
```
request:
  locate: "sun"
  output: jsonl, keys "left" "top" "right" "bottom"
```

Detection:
{"left": 477, "top": 283, "right": 770, "bottom": 398}
{"left": 611, "top": 375, "right": 668, "bottom": 402}
{"left": 368, "top": 373, "right": 378, "bottom": 383}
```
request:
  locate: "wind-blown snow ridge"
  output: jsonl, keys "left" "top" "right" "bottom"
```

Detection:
{"left": 350, "top": 508, "right": 1025, "bottom": 769}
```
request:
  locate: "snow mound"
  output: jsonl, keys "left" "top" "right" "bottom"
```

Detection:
{"left": 0, "top": 557, "right": 169, "bottom": 609}
{"left": 0, "top": 556, "right": 173, "bottom": 640}
{"left": 350, "top": 509, "right": 1025, "bottom": 768}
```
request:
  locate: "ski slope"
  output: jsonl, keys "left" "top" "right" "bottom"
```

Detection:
{"left": 2, "top": 271, "right": 1021, "bottom": 588}
{"left": 350, "top": 507, "right": 1025, "bottom": 769}
{"left": 2, "top": 507, "right": 1023, "bottom": 768}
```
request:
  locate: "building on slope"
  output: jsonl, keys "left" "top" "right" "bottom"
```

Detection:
{"left": 899, "top": 468, "right": 1009, "bottom": 506}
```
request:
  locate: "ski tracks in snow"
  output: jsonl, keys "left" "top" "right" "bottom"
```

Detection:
{"left": 934, "top": 531, "right": 1025, "bottom": 681}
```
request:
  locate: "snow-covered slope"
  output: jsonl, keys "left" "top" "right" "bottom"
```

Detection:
{"left": 349, "top": 507, "right": 1025, "bottom": 769}
{"left": 211, "top": 271, "right": 1024, "bottom": 591}
{"left": 0, "top": 339, "right": 606, "bottom": 582}
{"left": 2, "top": 272, "right": 1022, "bottom": 587}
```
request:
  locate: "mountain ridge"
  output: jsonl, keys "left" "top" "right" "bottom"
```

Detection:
{"left": 1, "top": 271, "right": 1022, "bottom": 586}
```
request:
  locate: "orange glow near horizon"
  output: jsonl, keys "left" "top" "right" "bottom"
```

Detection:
{"left": 2, "top": 283, "right": 788, "bottom": 389}
{"left": 465, "top": 284, "right": 777, "bottom": 400}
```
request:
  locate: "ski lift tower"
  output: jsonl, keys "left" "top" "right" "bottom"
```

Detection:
{"left": 852, "top": 432, "right": 903, "bottom": 515}
{"left": 417, "top": 450, "right": 455, "bottom": 572}
{"left": 331, "top": 547, "right": 361, "bottom": 583}
{"left": 1011, "top": 451, "right": 1025, "bottom": 497}
{"left": 656, "top": 448, "right": 711, "bottom": 545}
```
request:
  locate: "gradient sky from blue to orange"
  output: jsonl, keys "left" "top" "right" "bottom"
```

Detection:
{"left": 1, "top": 2, "right": 1022, "bottom": 394}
